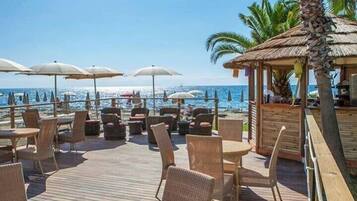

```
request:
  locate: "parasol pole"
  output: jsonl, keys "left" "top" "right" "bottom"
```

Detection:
{"left": 53, "top": 75, "right": 58, "bottom": 117}
{"left": 94, "top": 74, "right": 99, "bottom": 119}
{"left": 152, "top": 74, "right": 156, "bottom": 114}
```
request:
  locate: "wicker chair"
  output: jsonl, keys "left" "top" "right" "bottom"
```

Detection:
{"left": 85, "top": 113, "right": 100, "bottom": 136}
{"left": 101, "top": 107, "right": 121, "bottom": 119}
{"left": 129, "top": 108, "right": 149, "bottom": 130}
{"left": 17, "top": 118, "right": 58, "bottom": 175}
{"left": 192, "top": 108, "right": 210, "bottom": 118}
{"left": 186, "top": 135, "right": 233, "bottom": 200}
{"left": 22, "top": 108, "right": 40, "bottom": 146}
{"left": 146, "top": 116, "right": 173, "bottom": 144}
{"left": 0, "top": 163, "right": 27, "bottom": 201}
{"left": 238, "top": 126, "right": 286, "bottom": 201}
{"left": 162, "top": 166, "right": 215, "bottom": 201}
{"left": 159, "top": 107, "right": 180, "bottom": 131}
{"left": 189, "top": 114, "right": 214, "bottom": 135}
{"left": 0, "top": 145, "right": 13, "bottom": 163}
{"left": 216, "top": 119, "right": 243, "bottom": 174}
{"left": 58, "top": 111, "right": 88, "bottom": 151}
{"left": 102, "top": 114, "right": 126, "bottom": 140}
{"left": 151, "top": 123, "right": 176, "bottom": 200}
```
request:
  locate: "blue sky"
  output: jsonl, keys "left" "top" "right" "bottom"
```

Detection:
{"left": 0, "top": 0, "right": 262, "bottom": 88}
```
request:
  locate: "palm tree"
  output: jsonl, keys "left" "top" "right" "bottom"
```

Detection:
{"left": 206, "top": 0, "right": 299, "bottom": 63}
{"left": 327, "top": 0, "right": 356, "bottom": 20}
{"left": 300, "top": 0, "right": 349, "bottom": 182}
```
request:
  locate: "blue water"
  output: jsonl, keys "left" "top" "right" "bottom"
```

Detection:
{"left": 0, "top": 85, "right": 318, "bottom": 111}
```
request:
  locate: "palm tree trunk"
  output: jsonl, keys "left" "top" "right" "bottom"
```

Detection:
{"left": 300, "top": 0, "right": 349, "bottom": 181}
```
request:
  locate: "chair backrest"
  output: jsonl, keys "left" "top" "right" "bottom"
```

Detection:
{"left": 131, "top": 107, "right": 149, "bottom": 117}
{"left": 151, "top": 123, "right": 175, "bottom": 175}
{"left": 101, "top": 114, "right": 120, "bottom": 125}
{"left": 218, "top": 119, "right": 243, "bottom": 142}
{"left": 147, "top": 116, "right": 173, "bottom": 144}
{"left": 193, "top": 114, "right": 214, "bottom": 127}
{"left": 37, "top": 118, "right": 58, "bottom": 156}
{"left": 71, "top": 111, "right": 88, "bottom": 141}
{"left": 101, "top": 107, "right": 121, "bottom": 117}
{"left": 192, "top": 108, "right": 210, "bottom": 118}
{"left": 0, "top": 163, "right": 27, "bottom": 201}
{"left": 162, "top": 166, "right": 215, "bottom": 201}
{"left": 160, "top": 107, "right": 179, "bottom": 116}
{"left": 186, "top": 135, "right": 224, "bottom": 199}
{"left": 22, "top": 108, "right": 40, "bottom": 128}
{"left": 268, "top": 126, "right": 286, "bottom": 182}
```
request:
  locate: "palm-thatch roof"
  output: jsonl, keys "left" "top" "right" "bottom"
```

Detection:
{"left": 224, "top": 15, "right": 357, "bottom": 69}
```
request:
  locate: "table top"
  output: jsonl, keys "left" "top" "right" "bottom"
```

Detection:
{"left": 0, "top": 128, "right": 40, "bottom": 139}
{"left": 222, "top": 140, "right": 252, "bottom": 156}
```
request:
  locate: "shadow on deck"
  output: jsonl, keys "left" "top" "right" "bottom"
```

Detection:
{"left": 22, "top": 133, "right": 307, "bottom": 201}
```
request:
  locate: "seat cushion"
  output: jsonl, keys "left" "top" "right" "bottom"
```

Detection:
{"left": 85, "top": 120, "right": 100, "bottom": 125}
{"left": 129, "top": 116, "right": 145, "bottom": 121}
{"left": 199, "top": 122, "right": 211, "bottom": 127}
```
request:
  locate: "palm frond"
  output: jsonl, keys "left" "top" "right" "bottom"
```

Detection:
{"left": 210, "top": 44, "right": 244, "bottom": 64}
{"left": 205, "top": 32, "right": 254, "bottom": 51}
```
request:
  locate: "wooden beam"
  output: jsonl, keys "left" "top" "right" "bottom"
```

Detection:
{"left": 256, "top": 62, "right": 264, "bottom": 153}
{"left": 248, "top": 66, "right": 255, "bottom": 141}
{"left": 267, "top": 66, "right": 273, "bottom": 91}
{"left": 300, "top": 61, "right": 308, "bottom": 157}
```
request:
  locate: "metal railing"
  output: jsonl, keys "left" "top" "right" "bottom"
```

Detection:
{"left": 0, "top": 96, "right": 220, "bottom": 129}
{"left": 304, "top": 109, "right": 354, "bottom": 201}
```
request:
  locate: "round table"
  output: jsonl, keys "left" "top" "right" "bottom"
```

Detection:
{"left": 0, "top": 128, "right": 40, "bottom": 161}
{"left": 222, "top": 140, "right": 252, "bottom": 163}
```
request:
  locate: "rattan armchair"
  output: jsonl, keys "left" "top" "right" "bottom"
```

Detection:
{"left": 101, "top": 114, "right": 126, "bottom": 140}
{"left": 238, "top": 126, "right": 286, "bottom": 201}
{"left": 159, "top": 107, "right": 180, "bottom": 131}
{"left": 58, "top": 111, "right": 88, "bottom": 151}
{"left": 151, "top": 123, "right": 176, "bottom": 200}
{"left": 216, "top": 119, "right": 243, "bottom": 173}
{"left": 17, "top": 118, "right": 58, "bottom": 175}
{"left": 192, "top": 108, "right": 210, "bottom": 118}
{"left": 186, "top": 135, "right": 234, "bottom": 200}
{"left": 22, "top": 108, "right": 40, "bottom": 146}
{"left": 101, "top": 107, "right": 121, "bottom": 120}
{"left": 189, "top": 114, "right": 214, "bottom": 135}
{"left": 129, "top": 108, "right": 149, "bottom": 130}
{"left": 146, "top": 116, "right": 173, "bottom": 144}
{"left": 0, "top": 163, "right": 27, "bottom": 201}
{"left": 162, "top": 166, "right": 215, "bottom": 201}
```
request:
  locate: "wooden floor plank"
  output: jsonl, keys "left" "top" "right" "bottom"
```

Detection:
{"left": 18, "top": 132, "right": 308, "bottom": 201}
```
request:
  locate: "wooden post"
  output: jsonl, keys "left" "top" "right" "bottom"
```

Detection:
{"left": 300, "top": 60, "right": 308, "bottom": 157}
{"left": 143, "top": 98, "right": 147, "bottom": 108}
{"left": 340, "top": 65, "right": 346, "bottom": 81}
{"left": 10, "top": 106, "right": 15, "bottom": 128}
{"left": 214, "top": 98, "right": 219, "bottom": 130}
{"left": 111, "top": 98, "right": 116, "bottom": 107}
{"left": 248, "top": 66, "right": 255, "bottom": 141}
{"left": 53, "top": 102, "right": 57, "bottom": 117}
{"left": 256, "top": 62, "right": 264, "bottom": 153}
{"left": 267, "top": 66, "right": 273, "bottom": 91}
{"left": 177, "top": 101, "right": 181, "bottom": 120}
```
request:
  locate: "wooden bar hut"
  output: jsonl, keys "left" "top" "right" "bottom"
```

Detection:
{"left": 224, "top": 15, "right": 357, "bottom": 168}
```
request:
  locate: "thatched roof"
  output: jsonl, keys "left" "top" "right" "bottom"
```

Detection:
{"left": 224, "top": 15, "right": 357, "bottom": 69}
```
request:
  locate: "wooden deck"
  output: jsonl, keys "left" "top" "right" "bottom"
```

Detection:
{"left": 21, "top": 132, "right": 307, "bottom": 201}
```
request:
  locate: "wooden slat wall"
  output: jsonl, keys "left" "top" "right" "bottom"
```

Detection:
{"left": 260, "top": 104, "right": 302, "bottom": 161}
{"left": 310, "top": 108, "right": 357, "bottom": 168}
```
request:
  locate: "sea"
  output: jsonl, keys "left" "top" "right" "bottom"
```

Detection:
{"left": 0, "top": 85, "right": 318, "bottom": 112}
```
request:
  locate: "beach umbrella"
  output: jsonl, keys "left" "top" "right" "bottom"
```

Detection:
{"left": 214, "top": 90, "right": 218, "bottom": 100}
{"left": 168, "top": 92, "right": 195, "bottom": 99}
{"left": 23, "top": 61, "right": 89, "bottom": 99}
{"left": 43, "top": 92, "right": 48, "bottom": 102}
{"left": 163, "top": 90, "right": 168, "bottom": 102}
{"left": 50, "top": 91, "right": 55, "bottom": 103}
{"left": 121, "top": 91, "right": 133, "bottom": 97}
{"left": 85, "top": 92, "right": 91, "bottom": 110}
{"left": 228, "top": 90, "right": 232, "bottom": 102}
{"left": 188, "top": 90, "right": 204, "bottom": 96}
{"left": 0, "top": 92, "right": 3, "bottom": 97}
{"left": 0, "top": 58, "right": 31, "bottom": 72}
{"left": 133, "top": 65, "right": 181, "bottom": 114}
{"left": 204, "top": 90, "right": 209, "bottom": 102}
{"left": 7, "top": 92, "right": 13, "bottom": 105}
{"left": 63, "top": 91, "right": 76, "bottom": 96}
{"left": 35, "top": 91, "right": 40, "bottom": 102}
{"left": 240, "top": 90, "right": 244, "bottom": 103}
{"left": 96, "top": 91, "right": 100, "bottom": 107}
{"left": 66, "top": 65, "right": 124, "bottom": 118}
{"left": 26, "top": 93, "right": 29, "bottom": 104}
